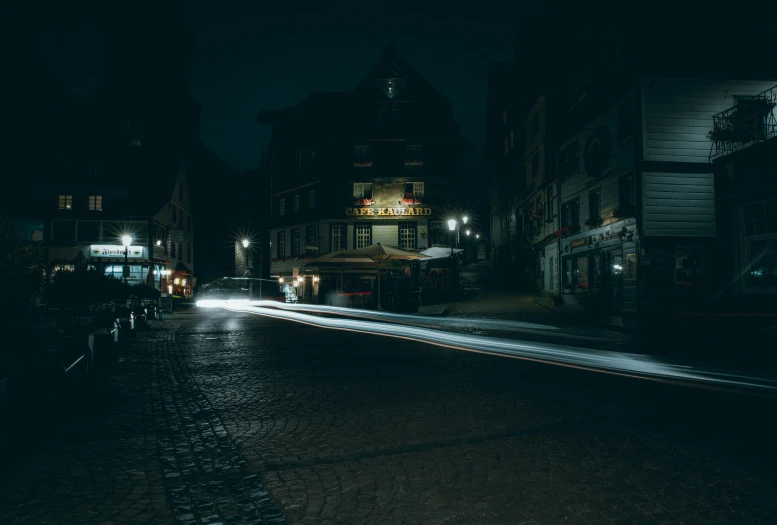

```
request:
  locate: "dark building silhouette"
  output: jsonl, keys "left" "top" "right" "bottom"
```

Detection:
{"left": 258, "top": 46, "right": 468, "bottom": 301}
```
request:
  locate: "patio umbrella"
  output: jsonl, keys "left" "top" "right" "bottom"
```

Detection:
{"left": 302, "top": 250, "right": 377, "bottom": 293}
{"left": 332, "top": 243, "right": 429, "bottom": 310}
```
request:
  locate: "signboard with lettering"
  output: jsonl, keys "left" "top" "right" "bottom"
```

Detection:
{"left": 89, "top": 245, "right": 145, "bottom": 258}
{"left": 345, "top": 207, "right": 432, "bottom": 217}
{"left": 570, "top": 239, "right": 588, "bottom": 248}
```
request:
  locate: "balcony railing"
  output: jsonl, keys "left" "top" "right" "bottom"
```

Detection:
{"left": 709, "top": 85, "right": 777, "bottom": 160}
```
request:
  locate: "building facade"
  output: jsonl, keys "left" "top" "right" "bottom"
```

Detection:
{"left": 47, "top": 158, "right": 195, "bottom": 296}
{"left": 260, "top": 47, "right": 466, "bottom": 302}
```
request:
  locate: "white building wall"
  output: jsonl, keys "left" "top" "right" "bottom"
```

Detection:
{"left": 642, "top": 79, "right": 776, "bottom": 163}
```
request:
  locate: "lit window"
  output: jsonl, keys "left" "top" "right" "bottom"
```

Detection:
{"left": 353, "top": 183, "right": 373, "bottom": 199}
{"left": 309, "top": 190, "right": 315, "bottom": 209}
{"left": 293, "top": 195, "right": 300, "bottom": 212}
{"left": 279, "top": 198, "right": 285, "bottom": 216}
{"left": 58, "top": 195, "right": 73, "bottom": 210}
{"left": 130, "top": 137, "right": 142, "bottom": 146}
{"left": 88, "top": 195, "right": 103, "bottom": 211}
{"left": 355, "top": 224, "right": 371, "bottom": 248}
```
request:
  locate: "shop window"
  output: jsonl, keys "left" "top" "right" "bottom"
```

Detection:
{"left": 279, "top": 198, "right": 285, "bottom": 216}
{"left": 293, "top": 195, "right": 300, "bottom": 213}
{"left": 743, "top": 198, "right": 777, "bottom": 291}
{"left": 675, "top": 248, "right": 705, "bottom": 292}
{"left": 88, "top": 195, "right": 103, "bottom": 211}
{"left": 563, "top": 255, "right": 589, "bottom": 291}
{"left": 576, "top": 257, "right": 589, "bottom": 290}
{"left": 353, "top": 183, "right": 373, "bottom": 199}
{"left": 331, "top": 225, "right": 346, "bottom": 251}
{"left": 399, "top": 223, "right": 416, "bottom": 250}
{"left": 355, "top": 224, "right": 371, "bottom": 249}
{"left": 745, "top": 238, "right": 777, "bottom": 291}
{"left": 58, "top": 195, "right": 73, "bottom": 210}
{"left": 291, "top": 229, "right": 300, "bottom": 256}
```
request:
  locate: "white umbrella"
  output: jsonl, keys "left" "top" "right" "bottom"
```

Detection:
{"left": 332, "top": 243, "right": 429, "bottom": 310}
{"left": 420, "top": 247, "right": 464, "bottom": 260}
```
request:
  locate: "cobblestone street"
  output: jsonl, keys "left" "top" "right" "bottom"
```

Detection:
{"left": 2, "top": 308, "right": 776, "bottom": 524}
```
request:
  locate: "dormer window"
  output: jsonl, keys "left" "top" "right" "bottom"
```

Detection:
{"left": 88, "top": 195, "right": 103, "bottom": 211}
{"left": 58, "top": 195, "right": 72, "bottom": 210}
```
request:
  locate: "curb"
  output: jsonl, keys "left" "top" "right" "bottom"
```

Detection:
{"left": 532, "top": 298, "right": 640, "bottom": 336}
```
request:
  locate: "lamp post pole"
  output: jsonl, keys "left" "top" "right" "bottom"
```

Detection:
{"left": 121, "top": 235, "right": 133, "bottom": 287}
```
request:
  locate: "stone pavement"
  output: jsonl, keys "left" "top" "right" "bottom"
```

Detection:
{"left": 2, "top": 309, "right": 777, "bottom": 524}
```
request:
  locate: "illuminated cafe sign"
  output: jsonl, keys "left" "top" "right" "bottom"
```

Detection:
{"left": 89, "top": 245, "right": 144, "bottom": 258}
{"left": 345, "top": 207, "right": 432, "bottom": 217}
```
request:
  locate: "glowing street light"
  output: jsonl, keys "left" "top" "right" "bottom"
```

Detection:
{"left": 279, "top": 277, "right": 284, "bottom": 283}
{"left": 476, "top": 234, "right": 480, "bottom": 239}
{"left": 466, "top": 229, "right": 471, "bottom": 236}
{"left": 121, "top": 235, "right": 133, "bottom": 286}
{"left": 242, "top": 239, "right": 250, "bottom": 248}
{"left": 447, "top": 219, "right": 457, "bottom": 231}
{"left": 462, "top": 216, "right": 468, "bottom": 225}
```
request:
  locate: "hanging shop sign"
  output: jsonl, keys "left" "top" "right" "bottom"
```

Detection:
{"left": 89, "top": 245, "right": 145, "bottom": 258}
{"left": 345, "top": 207, "right": 432, "bottom": 217}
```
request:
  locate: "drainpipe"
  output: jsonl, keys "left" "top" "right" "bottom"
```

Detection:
{"left": 557, "top": 177, "right": 562, "bottom": 297}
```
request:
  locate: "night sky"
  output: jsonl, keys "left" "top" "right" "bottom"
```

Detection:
{"left": 35, "top": 4, "right": 513, "bottom": 172}
{"left": 192, "top": 8, "right": 513, "bottom": 171}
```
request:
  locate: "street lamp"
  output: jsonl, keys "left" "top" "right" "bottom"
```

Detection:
{"left": 462, "top": 216, "right": 468, "bottom": 225}
{"left": 447, "top": 219, "right": 457, "bottom": 256}
{"left": 242, "top": 239, "right": 249, "bottom": 248}
{"left": 466, "top": 229, "right": 471, "bottom": 236}
{"left": 121, "top": 235, "right": 133, "bottom": 286}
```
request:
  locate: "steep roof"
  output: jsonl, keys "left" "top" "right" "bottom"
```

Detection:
{"left": 352, "top": 46, "right": 453, "bottom": 113}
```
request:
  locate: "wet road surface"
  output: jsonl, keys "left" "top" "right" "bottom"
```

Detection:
{"left": 1, "top": 308, "right": 776, "bottom": 524}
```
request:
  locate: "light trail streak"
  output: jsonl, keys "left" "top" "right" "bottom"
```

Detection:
{"left": 205, "top": 301, "right": 777, "bottom": 395}
{"left": 198, "top": 299, "right": 624, "bottom": 345}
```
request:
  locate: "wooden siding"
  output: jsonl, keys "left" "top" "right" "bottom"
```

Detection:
{"left": 559, "top": 93, "right": 636, "bottom": 228}
{"left": 642, "top": 79, "right": 777, "bottom": 163}
{"left": 642, "top": 172, "right": 716, "bottom": 237}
